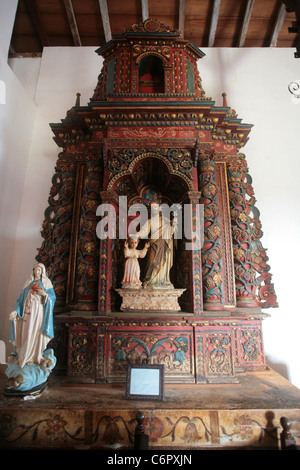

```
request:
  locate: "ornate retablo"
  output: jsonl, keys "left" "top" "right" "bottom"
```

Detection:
{"left": 34, "top": 18, "right": 278, "bottom": 384}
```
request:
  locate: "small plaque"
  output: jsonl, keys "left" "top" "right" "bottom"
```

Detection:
{"left": 125, "top": 364, "right": 165, "bottom": 401}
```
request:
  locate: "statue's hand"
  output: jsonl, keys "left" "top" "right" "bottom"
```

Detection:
{"left": 36, "top": 288, "right": 46, "bottom": 296}
{"left": 9, "top": 311, "right": 18, "bottom": 321}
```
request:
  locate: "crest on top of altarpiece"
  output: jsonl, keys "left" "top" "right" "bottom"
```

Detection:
{"left": 123, "top": 17, "right": 181, "bottom": 36}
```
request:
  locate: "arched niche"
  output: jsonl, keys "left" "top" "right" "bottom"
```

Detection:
{"left": 138, "top": 55, "right": 164, "bottom": 93}
{"left": 107, "top": 153, "right": 195, "bottom": 312}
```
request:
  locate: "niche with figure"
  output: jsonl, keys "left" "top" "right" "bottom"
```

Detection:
{"left": 138, "top": 55, "right": 164, "bottom": 93}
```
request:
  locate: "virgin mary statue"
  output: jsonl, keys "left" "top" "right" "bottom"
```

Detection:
{"left": 9, "top": 262, "right": 56, "bottom": 369}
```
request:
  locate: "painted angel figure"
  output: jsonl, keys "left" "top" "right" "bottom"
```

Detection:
{"left": 121, "top": 238, "right": 150, "bottom": 288}
{"left": 9, "top": 262, "right": 56, "bottom": 369}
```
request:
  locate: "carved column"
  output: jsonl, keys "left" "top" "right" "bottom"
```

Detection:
{"left": 47, "top": 160, "right": 76, "bottom": 309}
{"left": 66, "top": 162, "right": 86, "bottom": 307}
{"left": 72, "top": 158, "right": 103, "bottom": 310}
{"left": 199, "top": 156, "right": 224, "bottom": 310}
{"left": 98, "top": 190, "right": 115, "bottom": 314}
{"left": 214, "top": 161, "right": 236, "bottom": 309}
{"left": 227, "top": 160, "right": 258, "bottom": 308}
{"left": 185, "top": 190, "right": 203, "bottom": 315}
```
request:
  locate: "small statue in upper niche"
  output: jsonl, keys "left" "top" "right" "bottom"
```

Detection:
{"left": 4, "top": 262, "right": 56, "bottom": 396}
{"left": 121, "top": 238, "right": 149, "bottom": 289}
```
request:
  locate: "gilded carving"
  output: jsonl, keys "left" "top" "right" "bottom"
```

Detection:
{"left": 109, "top": 332, "right": 193, "bottom": 378}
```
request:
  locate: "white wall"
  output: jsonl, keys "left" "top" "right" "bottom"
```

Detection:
{"left": 199, "top": 48, "right": 300, "bottom": 387}
{"left": 0, "top": 0, "right": 37, "bottom": 353}
{"left": 2, "top": 40, "right": 300, "bottom": 388}
{"left": 3, "top": 47, "right": 101, "bottom": 348}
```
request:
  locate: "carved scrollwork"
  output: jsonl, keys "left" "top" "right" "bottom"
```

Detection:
{"left": 107, "top": 148, "right": 194, "bottom": 184}
{"left": 227, "top": 157, "right": 278, "bottom": 309}
{"left": 108, "top": 149, "right": 139, "bottom": 178}
{"left": 166, "top": 149, "right": 193, "bottom": 180}
{"left": 208, "top": 335, "right": 232, "bottom": 376}
{"left": 133, "top": 45, "right": 170, "bottom": 64}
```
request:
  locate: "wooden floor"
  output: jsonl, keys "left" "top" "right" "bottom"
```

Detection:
{"left": 1, "top": 367, "right": 300, "bottom": 450}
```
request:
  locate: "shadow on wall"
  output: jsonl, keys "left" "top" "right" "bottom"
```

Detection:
{"left": 266, "top": 355, "right": 290, "bottom": 382}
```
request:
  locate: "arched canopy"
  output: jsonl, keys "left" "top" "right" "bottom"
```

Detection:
{"left": 108, "top": 152, "right": 193, "bottom": 206}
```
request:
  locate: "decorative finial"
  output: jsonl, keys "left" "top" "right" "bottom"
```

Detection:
{"left": 75, "top": 92, "right": 81, "bottom": 107}
{"left": 134, "top": 411, "right": 149, "bottom": 450}
{"left": 65, "top": 92, "right": 81, "bottom": 119}
{"left": 222, "top": 92, "right": 227, "bottom": 107}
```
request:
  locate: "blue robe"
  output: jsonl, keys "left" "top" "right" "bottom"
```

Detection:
{"left": 9, "top": 279, "right": 56, "bottom": 344}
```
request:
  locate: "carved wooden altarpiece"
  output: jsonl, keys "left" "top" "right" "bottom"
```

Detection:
{"left": 36, "top": 18, "right": 278, "bottom": 385}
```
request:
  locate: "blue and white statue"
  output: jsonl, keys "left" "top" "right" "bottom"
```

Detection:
{"left": 5, "top": 263, "right": 56, "bottom": 396}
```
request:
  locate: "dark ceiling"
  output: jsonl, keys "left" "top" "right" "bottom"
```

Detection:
{"left": 9, "top": 0, "right": 300, "bottom": 58}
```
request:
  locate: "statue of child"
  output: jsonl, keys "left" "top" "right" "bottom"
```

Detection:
{"left": 121, "top": 238, "right": 149, "bottom": 288}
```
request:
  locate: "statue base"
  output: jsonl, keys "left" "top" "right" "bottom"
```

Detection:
{"left": 3, "top": 380, "right": 48, "bottom": 398}
{"left": 4, "top": 348, "right": 56, "bottom": 398}
{"left": 116, "top": 287, "right": 186, "bottom": 312}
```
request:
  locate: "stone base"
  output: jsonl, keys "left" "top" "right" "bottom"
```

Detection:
{"left": 116, "top": 288, "right": 186, "bottom": 312}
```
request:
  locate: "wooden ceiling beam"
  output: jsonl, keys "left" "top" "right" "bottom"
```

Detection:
{"left": 99, "top": 0, "right": 112, "bottom": 42}
{"left": 238, "top": 0, "right": 255, "bottom": 47}
{"left": 24, "top": 0, "right": 49, "bottom": 47}
{"left": 179, "top": 0, "right": 186, "bottom": 38}
{"left": 270, "top": 2, "right": 287, "bottom": 46}
{"left": 63, "top": 0, "right": 82, "bottom": 46}
{"left": 141, "top": 0, "right": 149, "bottom": 22}
{"left": 208, "top": 0, "right": 221, "bottom": 47}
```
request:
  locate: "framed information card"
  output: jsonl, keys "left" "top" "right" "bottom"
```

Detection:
{"left": 125, "top": 364, "right": 165, "bottom": 401}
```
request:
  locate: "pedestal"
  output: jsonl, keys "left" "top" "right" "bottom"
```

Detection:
{"left": 3, "top": 380, "right": 48, "bottom": 398}
{"left": 52, "top": 311, "right": 267, "bottom": 385}
{"left": 116, "top": 288, "right": 186, "bottom": 312}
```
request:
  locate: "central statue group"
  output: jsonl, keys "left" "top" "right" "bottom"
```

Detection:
{"left": 122, "top": 202, "right": 178, "bottom": 290}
